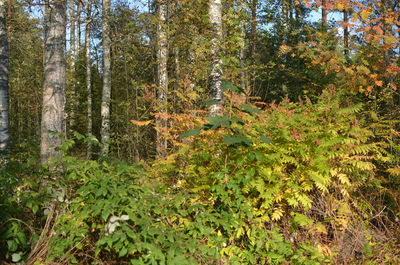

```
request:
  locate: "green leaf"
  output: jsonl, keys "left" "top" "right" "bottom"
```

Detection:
{"left": 203, "top": 99, "right": 221, "bottom": 106}
{"left": 221, "top": 80, "right": 244, "bottom": 93}
{"left": 119, "top": 247, "right": 128, "bottom": 257}
{"left": 11, "top": 252, "right": 22, "bottom": 263}
{"left": 223, "top": 135, "right": 252, "bottom": 146}
{"left": 180, "top": 127, "right": 201, "bottom": 138}
{"left": 205, "top": 116, "right": 231, "bottom": 129}
{"left": 261, "top": 136, "right": 272, "bottom": 144}
{"left": 241, "top": 104, "right": 262, "bottom": 114}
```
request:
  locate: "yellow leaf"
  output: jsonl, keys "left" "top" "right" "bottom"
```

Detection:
{"left": 310, "top": 222, "right": 328, "bottom": 235}
{"left": 271, "top": 207, "right": 284, "bottom": 221}
{"left": 130, "top": 120, "right": 153, "bottom": 126}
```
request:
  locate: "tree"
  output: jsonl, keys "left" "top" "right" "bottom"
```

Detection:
{"left": 155, "top": 0, "right": 168, "bottom": 157}
{"left": 343, "top": 7, "right": 349, "bottom": 60}
{"left": 41, "top": 0, "right": 67, "bottom": 164}
{"left": 0, "top": 0, "right": 9, "bottom": 157}
{"left": 100, "top": 0, "right": 111, "bottom": 157}
{"left": 68, "top": 0, "right": 77, "bottom": 133}
{"left": 85, "top": 1, "right": 92, "bottom": 158}
{"left": 208, "top": 0, "right": 223, "bottom": 116}
{"left": 321, "top": 0, "right": 328, "bottom": 29}
{"left": 249, "top": 0, "right": 258, "bottom": 95}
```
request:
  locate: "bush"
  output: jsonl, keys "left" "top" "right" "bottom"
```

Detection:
{"left": 161, "top": 90, "right": 389, "bottom": 263}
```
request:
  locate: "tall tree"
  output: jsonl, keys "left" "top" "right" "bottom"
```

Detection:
{"left": 208, "top": 0, "right": 223, "bottom": 116}
{"left": 0, "top": 0, "right": 9, "bottom": 156}
{"left": 343, "top": 8, "right": 349, "bottom": 60}
{"left": 249, "top": 0, "right": 257, "bottom": 95}
{"left": 156, "top": 0, "right": 168, "bottom": 157}
{"left": 85, "top": 1, "right": 92, "bottom": 158}
{"left": 100, "top": 0, "right": 111, "bottom": 156}
{"left": 68, "top": 0, "right": 76, "bottom": 132}
{"left": 321, "top": 0, "right": 327, "bottom": 29}
{"left": 41, "top": 0, "right": 67, "bottom": 164}
{"left": 77, "top": 0, "right": 81, "bottom": 52}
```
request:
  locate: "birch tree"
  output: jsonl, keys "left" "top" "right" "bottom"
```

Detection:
{"left": 0, "top": 0, "right": 9, "bottom": 156}
{"left": 41, "top": 0, "right": 67, "bottom": 164}
{"left": 208, "top": 0, "right": 223, "bottom": 116}
{"left": 100, "top": 0, "right": 111, "bottom": 156}
{"left": 156, "top": 0, "right": 168, "bottom": 157}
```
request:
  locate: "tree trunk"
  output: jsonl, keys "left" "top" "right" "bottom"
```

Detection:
{"left": 77, "top": 0, "right": 81, "bottom": 52}
{"left": 100, "top": 0, "right": 111, "bottom": 157}
{"left": 41, "top": 0, "right": 67, "bottom": 164}
{"left": 249, "top": 0, "right": 257, "bottom": 96}
{"left": 321, "top": 0, "right": 327, "bottom": 30}
{"left": 155, "top": 0, "right": 168, "bottom": 157}
{"left": 68, "top": 0, "right": 76, "bottom": 133}
{"left": 0, "top": 0, "right": 9, "bottom": 156}
{"left": 343, "top": 9, "right": 349, "bottom": 61}
{"left": 239, "top": 20, "right": 246, "bottom": 96}
{"left": 85, "top": 1, "right": 92, "bottom": 158}
{"left": 208, "top": 0, "right": 223, "bottom": 116}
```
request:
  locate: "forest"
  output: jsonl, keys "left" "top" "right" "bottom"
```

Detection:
{"left": 0, "top": 0, "right": 399, "bottom": 264}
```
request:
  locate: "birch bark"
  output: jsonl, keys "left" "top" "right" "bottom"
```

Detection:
{"left": 100, "top": 0, "right": 111, "bottom": 156}
{"left": 0, "top": 0, "right": 9, "bottom": 156}
{"left": 41, "top": 0, "right": 67, "bottom": 164}
{"left": 208, "top": 0, "right": 223, "bottom": 116}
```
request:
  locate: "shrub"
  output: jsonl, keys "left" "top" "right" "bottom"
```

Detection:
{"left": 161, "top": 90, "right": 388, "bottom": 263}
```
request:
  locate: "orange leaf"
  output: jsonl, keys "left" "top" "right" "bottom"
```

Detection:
{"left": 130, "top": 120, "right": 153, "bottom": 126}
{"left": 375, "top": 80, "right": 383, "bottom": 87}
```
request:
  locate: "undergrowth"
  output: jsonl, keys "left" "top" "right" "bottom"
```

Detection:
{"left": 1, "top": 90, "right": 399, "bottom": 264}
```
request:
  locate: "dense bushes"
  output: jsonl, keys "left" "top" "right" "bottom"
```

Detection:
{"left": 1, "top": 91, "right": 399, "bottom": 264}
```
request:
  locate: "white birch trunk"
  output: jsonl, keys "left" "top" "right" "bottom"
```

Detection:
{"left": 208, "top": 0, "right": 223, "bottom": 116}
{"left": 0, "top": 0, "right": 9, "bottom": 156}
{"left": 156, "top": 0, "right": 168, "bottom": 157}
{"left": 85, "top": 2, "right": 92, "bottom": 158}
{"left": 100, "top": 0, "right": 111, "bottom": 156}
{"left": 41, "top": 0, "right": 67, "bottom": 164}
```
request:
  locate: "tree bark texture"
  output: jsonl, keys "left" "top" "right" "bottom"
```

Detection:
{"left": 156, "top": 0, "right": 168, "bottom": 157}
{"left": 41, "top": 0, "right": 67, "bottom": 164}
{"left": 208, "top": 0, "right": 223, "bottom": 116}
{"left": 0, "top": 0, "right": 9, "bottom": 155}
{"left": 100, "top": 0, "right": 111, "bottom": 156}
